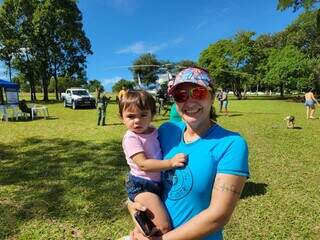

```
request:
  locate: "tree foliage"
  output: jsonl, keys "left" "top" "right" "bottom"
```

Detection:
{"left": 0, "top": 0, "right": 92, "bottom": 101}
{"left": 199, "top": 31, "right": 256, "bottom": 99}
{"left": 85, "top": 79, "right": 104, "bottom": 93}
{"left": 277, "top": 0, "right": 319, "bottom": 11}
{"left": 112, "top": 79, "right": 135, "bottom": 93}
{"left": 264, "top": 45, "right": 313, "bottom": 95}
{"left": 130, "top": 53, "right": 160, "bottom": 86}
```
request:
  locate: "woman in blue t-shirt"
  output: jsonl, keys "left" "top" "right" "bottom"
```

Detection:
{"left": 130, "top": 67, "right": 249, "bottom": 240}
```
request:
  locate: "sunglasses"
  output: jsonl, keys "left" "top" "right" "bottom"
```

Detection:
{"left": 172, "top": 87, "right": 209, "bottom": 103}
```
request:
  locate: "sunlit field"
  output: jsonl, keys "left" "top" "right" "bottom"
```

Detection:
{"left": 1, "top": 94, "right": 319, "bottom": 239}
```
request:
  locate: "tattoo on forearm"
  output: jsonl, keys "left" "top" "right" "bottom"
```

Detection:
{"left": 214, "top": 178, "right": 241, "bottom": 195}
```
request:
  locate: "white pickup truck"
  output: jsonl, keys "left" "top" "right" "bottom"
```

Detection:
{"left": 63, "top": 88, "right": 96, "bottom": 109}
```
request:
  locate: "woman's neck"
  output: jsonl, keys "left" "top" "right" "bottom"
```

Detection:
{"left": 184, "top": 119, "right": 214, "bottom": 142}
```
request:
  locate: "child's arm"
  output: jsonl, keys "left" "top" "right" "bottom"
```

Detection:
{"left": 131, "top": 152, "right": 186, "bottom": 172}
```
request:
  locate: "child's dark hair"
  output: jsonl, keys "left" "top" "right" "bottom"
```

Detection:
{"left": 118, "top": 90, "right": 157, "bottom": 118}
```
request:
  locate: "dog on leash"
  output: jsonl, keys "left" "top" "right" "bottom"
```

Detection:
{"left": 284, "top": 115, "right": 295, "bottom": 129}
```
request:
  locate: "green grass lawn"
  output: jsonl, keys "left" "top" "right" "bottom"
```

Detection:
{"left": 1, "top": 95, "right": 319, "bottom": 239}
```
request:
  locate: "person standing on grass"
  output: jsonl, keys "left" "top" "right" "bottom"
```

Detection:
{"left": 304, "top": 88, "right": 319, "bottom": 119}
{"left": 97, "top": 94, "right": 110, "bottom": 126}
{"left": 221, "top": 89, "right": 229, "bottom": 116}
{"left": 119, "top": 90, "right": 186, "bottom": 236}
{"left": 129, "top": 67, "right": 249, "bottom": 240}
{"left": 216, "top": 89, "right": 223, "bottom": 113}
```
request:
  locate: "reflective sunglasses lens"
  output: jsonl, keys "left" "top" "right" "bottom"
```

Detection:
{"left": 173, "top": 90, "right": 188, "bottom": 103}
{"left": 191, "top": 88, "right": 208, "bottom": 100}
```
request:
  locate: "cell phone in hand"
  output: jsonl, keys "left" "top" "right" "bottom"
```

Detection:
{"left": 134, "top": 211, "right": 155, "bottom": 236}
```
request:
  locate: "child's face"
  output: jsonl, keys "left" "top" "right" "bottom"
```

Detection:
{"left": 122, "top": 105, "right": 153, "bottom": 134}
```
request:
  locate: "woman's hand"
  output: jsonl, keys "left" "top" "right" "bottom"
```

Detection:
{"left": 128, "top": 201, "right": 162, "bottom": 239}
{"left": 130, "top": 228, "right": 162, "bottom": 240}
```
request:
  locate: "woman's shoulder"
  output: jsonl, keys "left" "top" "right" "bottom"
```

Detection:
{"left": 159, "top": 121, "right": 185, "bottom": 133}
{"left": 158, "top": 121, "right": 184, "bottom": 142}
{"left": 211, "top": 124, "right": 247, "bottom": 144}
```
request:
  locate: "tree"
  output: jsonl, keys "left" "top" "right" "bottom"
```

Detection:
{"left": 0, "top": 0, "right": 92, "bottom": 101}
{"left": 31, "top": 0, "right": 92, "bottom": 101}
{"left": 112, "top": 79, "right": 135, "bottom": 93}
{"left": 277, "top": 0, "right": 320, "bottom": 31}
{"left": 277, "top": 11, "right": 320, "bottom": 58}
{"left": 199, "top": 39, "right": 234, "bottom": 88}
{"left": 277, "top": 0, "right": 319, "bottom": 11}
{"left": 252, "top": 34, "right": 278, "bottom": 92}
{"left": 264, "top": 45, "right": 313, "bottom": 96}
{"left": 130, "top": 53, "right": 160, "bottom": 86}
{"left": 0, "top": 0, "right": 21, "bottom": 82}
{"left": 86, "top": 79, "right": 104, "bottom": 93}
{"left": 199, "top": 31, "right": 256, "bottom": 99}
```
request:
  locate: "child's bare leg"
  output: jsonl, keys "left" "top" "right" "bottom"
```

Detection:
{"left": 134, "top": 192, "right": 171, "bottom": 235}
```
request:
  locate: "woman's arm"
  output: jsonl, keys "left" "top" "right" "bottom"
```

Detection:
{"left": 133, "top": 173, "right": 246, "bottom": 240}
{"left": 132, "top": 152, "right": 186, "bottom": 172}
{"left": 311, "top": 93, "right": 319, "bottom": 104}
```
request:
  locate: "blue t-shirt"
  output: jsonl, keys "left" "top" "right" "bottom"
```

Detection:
{"left": 158, "top": 121, "right": 249, "bottom": 240}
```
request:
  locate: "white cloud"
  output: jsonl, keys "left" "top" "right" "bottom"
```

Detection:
{"left": 100, "top": 76, "right": 134, "bottom": 92}
{"left": 173, "top": 37, "right": 184, "bottom": 44}
{"left": 217, "top": 7, "right": 230, "bottom": 17}
{"left": 101, "top": 76, "right": 122, "bottom": 86}
{"left": 108, "top": 0, "right": 139, "bottom": 15}
{"left": 193, "top": 20, "right": 207, "bottom": 31}
{"left": 116, "top": 41, "right": 167, "bottom": 54}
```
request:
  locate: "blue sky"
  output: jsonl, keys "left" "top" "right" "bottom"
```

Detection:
{"left": 0, "top": 0, "right": 301, "bottom": 91}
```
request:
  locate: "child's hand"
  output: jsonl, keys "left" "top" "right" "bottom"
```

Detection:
{"left": 170, "top": 153, "right": 186, "bottom": 168}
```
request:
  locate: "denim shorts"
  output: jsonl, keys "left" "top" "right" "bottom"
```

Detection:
{"left": 223, "top": 100, "right": 228, "bottom": 108}
{"left": 125, "top": 174, "right": 162, "bottom": 201}
{"left": 305, "top": 99, "right": 315, "bottom": 107}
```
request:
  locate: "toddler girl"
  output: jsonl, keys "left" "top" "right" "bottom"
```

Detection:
{"left": 119, "top": 90, "right": 186, "bottom": 236}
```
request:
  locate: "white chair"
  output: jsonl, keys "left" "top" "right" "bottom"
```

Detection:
{"left": 0, "top": 105, "right": 8, "bottom": 121}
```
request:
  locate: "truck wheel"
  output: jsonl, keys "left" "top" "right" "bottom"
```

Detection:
{"left": 72, "top": 101, "right": 77, "bottom": 110}
{"left": 63, "top": 100, "right": 67, "bottom": 108}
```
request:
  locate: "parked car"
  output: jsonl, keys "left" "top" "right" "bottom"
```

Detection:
{"left": 63, "top": 88, "right": 96, "bottom": 109}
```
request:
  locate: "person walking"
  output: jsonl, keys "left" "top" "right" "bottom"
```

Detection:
{"left": 304, "top": 88, "right": 319, "bottom": 119}
{"left": 221, "top": 89, "right": 229, "bottom": 116}
{"left": 216, "top": 89, "right": 223, "bottom": 113}
{"left": 97, "top": 95, "right": 110, "bottom": 126}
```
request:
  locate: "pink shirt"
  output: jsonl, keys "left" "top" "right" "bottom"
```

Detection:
{"left": 122, "top": 128, "right": 162, "bottom": 182}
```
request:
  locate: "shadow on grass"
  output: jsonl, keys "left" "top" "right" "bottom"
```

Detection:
{"left": 104, "top": 122, "right": 124, "bottom": 126}
{"left": 241, "top": 181, "right": 268, "bottom": 199}
{"left": 0, "top": 137, "right": 128, "bottom": 238}
{"left": 7, "top": 116, "right": 59, "bottom": 122}
{"left": 216, "top": 113, "right": 243, "bottom": 118}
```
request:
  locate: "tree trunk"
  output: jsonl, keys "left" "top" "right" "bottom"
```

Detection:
{"left": 28, "top": 71, "right": 37, "bottom": 102}
{"left": 8, "top": 59, "right": 12, "bottom": 82}
{"left": 30, "top": 82, "right": 36, "bottom": 102}
{"left": 55, "top": 75, "right": 59, "bottom": 100}
{"left": 41, "top": 65, "right": 50, "bottom": 101}
{"left": 280, "top": 84, "right": 284, "bottom": 98}
{"left": 42, "top": 77, "right": 49, "bottom": 101}
{"left": 243, "top": 84, "right": 247, "bottom": 99}
{"left": 232, "top": 79, "right": 242, "bottom": 99}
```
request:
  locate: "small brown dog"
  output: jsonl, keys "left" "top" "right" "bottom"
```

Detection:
{"left": 285, "top": 115, "right": 295, "bottom": 129}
